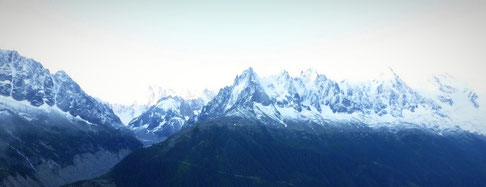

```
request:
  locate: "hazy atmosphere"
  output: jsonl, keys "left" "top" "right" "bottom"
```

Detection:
{"left": 1, "top": 0, "right": 485, "bottom": 104}
{"left": 2, "top": 1, "right": 486, "bottom": 186}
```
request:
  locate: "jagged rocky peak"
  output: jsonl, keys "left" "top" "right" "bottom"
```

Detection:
{"left": 0, "top": 49, "right": 123, "bottom": 127}
{"left": 232, "top": 67, "right": 272, "bottom": 106}
{"left": 230, "top": 68, "right": 269, "bottom": 104}
{"left": 0, "top": 50, "right": 51, "bottom": 106}
{"left": 235, "top": 67, "right": 258, "bottom": 83}
{"left": 197, "top": 68, "right": 271, "bottom": 123}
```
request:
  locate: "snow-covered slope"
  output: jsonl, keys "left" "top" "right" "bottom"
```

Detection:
{"left": 196, "top": 67, "right": 485, "bottom": 134}
{"left": 127, "top": 96, "right": 211, "bottom": 145}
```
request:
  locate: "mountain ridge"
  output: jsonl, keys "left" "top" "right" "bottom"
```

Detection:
{"left": 190, "top": 67, "right": 483, "bottom": 134}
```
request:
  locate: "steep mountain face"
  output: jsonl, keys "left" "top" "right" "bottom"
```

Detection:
{"left": 77, "top": 67, "right": 486, "bottom": 187}
{"left": 127, "top": 96, "right": 209, "bottom": 145}
{"left": 0, "top": 50, "right": 142, "bottom": 187}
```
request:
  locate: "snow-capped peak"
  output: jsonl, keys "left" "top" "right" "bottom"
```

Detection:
{"left": 233, "top": 67, "right": 260, "bottom": 85}
{"left": 0, "top": 49, "right": 123, "bottom": 127}
{"left": 155, "top": 96, "right": 181, "bottom": 111}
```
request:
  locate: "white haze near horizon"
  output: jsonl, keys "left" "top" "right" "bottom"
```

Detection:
{"left": 0, "top": 0, "right": 485, "bottom": 105}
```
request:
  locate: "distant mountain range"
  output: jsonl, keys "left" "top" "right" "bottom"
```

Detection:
{"left": 196, "top": 67, "right": 483, "bottom": 133}
{"left": 108, "top": 86, "right": 215, "bottom": 125}
{"left": 117, "top": 67, "right": 484, "bottom": 146}
{"left": 127, "top": 95, "right": 210, "bottom": 145}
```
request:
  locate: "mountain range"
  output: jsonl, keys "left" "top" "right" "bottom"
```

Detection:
{"left": 1, "top": 49, "right": 486, "bottom": 187}
{"left": 195, "top": 67, "right": 484, "bottom": 133}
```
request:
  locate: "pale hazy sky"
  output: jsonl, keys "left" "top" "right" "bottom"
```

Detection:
{"left": 0, "top": 0, "right": 485, "bottom": 105}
